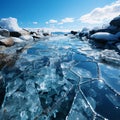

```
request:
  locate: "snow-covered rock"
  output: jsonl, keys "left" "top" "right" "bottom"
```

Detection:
{"left": 79, "top": 28, "right": 90, "bottom": 38}
{"left": 90, "top": 32, "right": 118, "bottom": 42}
{"left": 20, "top": 35, "right": 33, "bottom": 40}
{"left": 0, "top": 17, "right": 22, "bottom": 31}
{"left": 0, "top": 29, "right": 10, "bottom": 37}
{"left": 115, "top": 32, "right": 120, "bottom": 39}
{"left": 110, "top": 16, "right": 120, "bottom": 27}
{"left": 20, "top": 29, "right": 30, "bottom": 36}
{"left": 100, "top": 49, "right": 120, "bottom": 65}
{"left": 116, "top": 43, "right": 120, "bottom": 51}
{"left": 12, "top": 37, "right": 24, "bottom": 43}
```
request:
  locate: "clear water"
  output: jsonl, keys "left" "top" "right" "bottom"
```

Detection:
{"left": 0, "top": 36, "right": 120, "bottom": 120}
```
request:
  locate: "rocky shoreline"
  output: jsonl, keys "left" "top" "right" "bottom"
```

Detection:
{"left": 0, "top": 28, "right": 51, "bottom": 70}
{"left": 70, "top": 15, "right": 120, "bottom": 65}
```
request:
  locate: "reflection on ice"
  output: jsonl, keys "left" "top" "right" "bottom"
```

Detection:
{"left": 67, "top": 92, "right": 94, "bottom": 120}
{"left": 99, "top": 63, "right": 120, "bottom": 93}
{"left": 81, "top": 80, "right": 120, "bottom": 120}
{"left": 71, "top": 61, "right": 98, "bottom": 78}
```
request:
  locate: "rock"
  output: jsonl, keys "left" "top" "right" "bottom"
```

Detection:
{"left": 106, "top": 25, "right": 120, "bottom": 34}
{"left": 43, "top": 32, "right": 50, "bottom": 36}
{"left": 0, "top": 29, "right": 10, "bottom": 37}
{"left": 10, "top": 31, "right": 21, "bottom": 37}
{"left": 100, "top": 49, "right": 120, "bottom": 65}
{"left": 32, "top": 35, "right": 41, "bottom": 40}
{"left": 71, "top": 31, "right": 78, "bottom": 35}
{"left": 90, "top": 32, "right": 118, "bottom": 42}
{"left": 0, "top": 53, "right": 7, "bottom": 69}
{"left": 30, "top": 31, "right": 37, "bottom": 35}
{"left": 110, "top": 16, "right": 120, "bottom": 27}
{"left": 0, "top": 37, "right": 14, "bottom": 47}
{"left": 115, "top": 42, "right": 120, "bottom": 51}
{"left": 0, "top": 74, "right": 5, "bottom": 107}
{"left": 80, "top": 27, "right": 89, "bottom": 37}
{"left": 115, "top": 32, "right": 120, "bottom": 39}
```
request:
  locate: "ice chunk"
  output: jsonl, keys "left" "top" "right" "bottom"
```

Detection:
{"left": 63, "top": 70, "right": 80, "bottom": 84}
{"left": 100, "top": 49, "right": 120, "bottom": 65}
{"left": 80, "top": 80, "right": 120, "bottom": 120}
{"left": 72, "top": 52, "right": 92, "bottom": 62}
{"left": 20, "top": 111, "right": 28, "bottom": 120}
{"left": 99, "top": 63, "right": 120, "bottom": 93}
{"left": 106, "top": 94, "right": 120, "bottom": 107}
{"left": 67, "top": 92, "right": 94, "bottom": 120}
{"left": 71, "top": 61, "right": 98, "bottom": 78}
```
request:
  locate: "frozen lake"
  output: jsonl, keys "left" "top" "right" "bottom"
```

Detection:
{"left": 0, "top": 36, "right": 120, "bottom": 120}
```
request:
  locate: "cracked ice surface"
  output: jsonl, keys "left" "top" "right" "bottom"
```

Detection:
{"left": 0, "top": 36, "right": 120, "bottom": 120}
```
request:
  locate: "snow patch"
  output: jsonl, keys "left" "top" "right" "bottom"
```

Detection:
{"left": 100, "top": 49, "right": 120, "bottom": 65}
{"left": 20, "top": 35, "right": 33, "bottom": 40}
{"left": 12, "top": 37, "right": 24, "bottom": 43}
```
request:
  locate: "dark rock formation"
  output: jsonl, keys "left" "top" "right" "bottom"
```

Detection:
{"left": 10, "top": 31, "right": 21, "bottom": 37}
{"left": 32, "top": 35, "right": 40, "bottom": 40}
{"left": 71, "top": 31, "right": 78, "bottom": 35}
{"left": 0, "top": 75, "right": 5, "bottom": 107}
{"left": 43, "top": 33, "right": 50, "bottom": 36}
{"left": 30, "top": 31, "right": 37, "bottom": 35}
{"left": 110, "top": 16, "right": 120, "bottom": 27}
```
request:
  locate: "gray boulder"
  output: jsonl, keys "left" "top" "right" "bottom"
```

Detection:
{"left": 0, "top": 37, "right": 14, "bottom": 47}
{"left": 10, "top": 31, "right": 21, "bottom": 37}
{"left": 0, "top": 29, "right": 10, "bottom": 37}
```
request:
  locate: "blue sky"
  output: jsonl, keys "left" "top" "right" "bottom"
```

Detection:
{"left": 0, "top": 0, "right": 119, "bottom": 30}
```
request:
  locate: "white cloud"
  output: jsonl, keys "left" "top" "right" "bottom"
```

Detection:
{"left": 49, "top": 19, "right": 58, "bottom": 23}
{"left": 33, "top": 22, "right": 38, "bottom": 25}
{"left": 59, "top": 17, "right": 74, "bottom": 24}
{"left": 80, "top": 0, "right": 120, "bottom": 25}
{"left": 0, "top": 17, "right": 22, "bottom": 31}
{"left": 46, "top": 19, "right": 58, "bottom": 24}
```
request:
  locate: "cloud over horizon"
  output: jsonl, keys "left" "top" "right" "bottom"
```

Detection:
{"left": 59, "top": 17, "right": 74, "bottom": 24}
{"left": 46, "top": 19, "right": 58, "bottom": 24}
{"left": 46, "top": 18, "right": 75, "bottom": 25}
{"left": 80, "top": 0, "right": 120, "bottom": 25}
{"left": 33, "top": 22, "right": 38, "bottom": 25}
